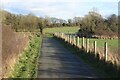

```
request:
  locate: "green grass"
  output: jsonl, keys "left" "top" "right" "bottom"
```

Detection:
{"left": 10, "top": 34, "right": 42, "bottom": 78}
{"left": 77, "top": 38, "right": 118, "bottom": 54}
{"left": 89, "top": 38, "right": 118, "bottom": 49}
{"left": 43, "top": 26, "right": 118, "bottom": 53}
{"left": 43, "top": 26, "right": 80, "bottom": 34}
{"left": 54, "top": 37, "right": 119, "bottom": 77}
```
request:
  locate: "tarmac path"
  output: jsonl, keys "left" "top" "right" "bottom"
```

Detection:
{"left": 38, "top": 37, "right": 102, "bottom": 78}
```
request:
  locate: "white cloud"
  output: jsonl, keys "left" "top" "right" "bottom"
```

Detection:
{"left": 2, "top": 0, "right": 119, "bottom": 7}
{"left": 2, "top": 0, "right": 119, "bottom": 19}
{"left": 2, "top": 0, "right": 119, "bottom": 5}
{"left": 28, "top": 2, "right": 77, "bottom": 19}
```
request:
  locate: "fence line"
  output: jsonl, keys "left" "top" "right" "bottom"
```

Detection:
{"left": 55, "top": 32, "right": 120, "bottom": 68}
{"left": 54, "top": 32, "right": 113, "bottom": 63}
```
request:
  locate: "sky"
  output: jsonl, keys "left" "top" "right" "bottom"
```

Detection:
{"left": 1, "top": 0, "right": 119, "bottom": 20}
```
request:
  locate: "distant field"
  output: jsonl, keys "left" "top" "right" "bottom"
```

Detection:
{"left": 44, "top": 26, "right": 118, "bottom": 52}
{"left": 43, "top": 26, "right": 80, "bottom": 34}
{"left": 78, "top": 38, "right": 118, "bottom": 49}
{"left": 78, "top": 38, "right": 119, "bottom": 66}
{"left": 89, "top": 38, "right": 119, "bottom": 59}
{"left": 44, "top": 26, "right": 118, "bottom": 54}
{"left": 78, "top": 38, "right": 118, "bottom": 54}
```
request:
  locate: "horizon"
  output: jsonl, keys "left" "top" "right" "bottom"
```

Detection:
{"left": 1, "top": 0, "right": 119, "bottom": 20}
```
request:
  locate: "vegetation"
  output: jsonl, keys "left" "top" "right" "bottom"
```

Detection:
{"left": 55, "top": 36, "right": 119, "bottom": 78}
{"left": 78, "top": 38, "right": 118, "bottom": 52}
{"left": 46, "top": 26, "right": 119, "bottom": 76}
{"left": 2, "top": 25, "right": 30, "bottom": 77}
{"left": 1, "top": 10, "right": 43, "bottom": 78}
{"left": 78, "top": 38, "right": 119, "bottom": 66}
{"left": 43, "top": 26, "right": 80, "bottom": 34}
{"left": 1, "top": 7, "right": 119, "bottom": 78}
{"left": 1, "top": 9, "right": 118, "bottom": 37}
{"left": 77, "top": 11, "right": 118, "bottom": 38}
{"left": 10, "top": 35, "right": 42, "bottom": 78}
{"left": 43, "top": 26, "right": 118, "bottom": 55}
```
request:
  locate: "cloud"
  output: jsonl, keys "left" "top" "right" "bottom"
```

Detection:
{"left": 2, "top": 0, "right": 119, "bottom": 19}
{"left": 2, "top": 0, "right": 119, "bottom": 4}
{"left": 28, "top": 2, "right": 83, "bottom": 19}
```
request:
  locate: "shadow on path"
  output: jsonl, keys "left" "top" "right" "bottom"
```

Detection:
{"left": 38, "top": 38, "right": 102, "bottom": 78}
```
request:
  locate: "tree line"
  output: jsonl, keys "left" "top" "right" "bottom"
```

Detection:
{"left": 1, "top": 10, "right": 73, "bottom": 33}
{"left": 77, "top": 11, "right": 118, "bottom": 38}
{"left": 1, "top": 10, "right": 119, "bottom": 37}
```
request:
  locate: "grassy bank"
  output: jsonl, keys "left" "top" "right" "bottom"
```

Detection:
{"left": 10, "top": 34, "right": 42, "bottom": 78}
{"left": 2, "top": 25, "right": 30, "bottom": 77}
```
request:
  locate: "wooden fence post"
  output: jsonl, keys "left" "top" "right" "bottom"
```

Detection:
{"left": 72, "top": 35, "right": 74, "bottom": 45}
{"left": 66, "top": 35, "right": 67, "bottom": 42}
{"left": 63, "top": 33, "right": 64, "bottom": 40}
{"left": 73, "top": 36, "right": 76, "bottom": 46}
{"left": 66, "top": 35, "right": 68, "bottom": 42}
{"left": 63, "top": 34, "right": 65, "bottom": 41}
{"left": 65, "top": 35, "right": 67, "bottom": 42}
{"left": 58, "top": 32, "right": 59, "bottom": 37}
{"left": 64, "top": 34, "right": 66, "bottom": 41}
{"left": 68, "top": 35, "right": 70, "bottom": 43}
{"left": 68, "top": 35, "right": 69, "bottom": 42}
{"left": 82, "top": 37, "right": 84, "bottom": 48}
{"left": 67, "top": 35, "right": 69, "bottom": 42}
{"left": 104, "top": 42, "right": 108, "bottom": 61}
{"left": 60, "top": 32, "right": 61, "bottom": 38}
{"left": 60, "top": 33, "right": 61, "bottom": 38}
{"left": 69, "top": 35, "right": 71, "bottom": 44}
{"left": 71, "top": 35, "right": 72, "bottom": 44}
{"left": 61, "top": 33, "right": 63, "bottom": 39}
{"left": 68, "top": 34, "right": 70, "bottom": 43}
{"left": 94, "top": 41, "right": 97, "bottom": 54}
{"left": 59, "top": 32, "right": 61, "bottom": 38}
{"left": 57, "top": 32, "right": 58, "bottom": 37}
{"left": 77, "top": 37, "right": 79, "bottom": 47}
{"left": 86, "top": 39, "right": 89, "bottom": 52}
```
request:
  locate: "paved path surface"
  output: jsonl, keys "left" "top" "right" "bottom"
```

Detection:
{"left": 38, "top": 38, "right": 102, "bottom": 78}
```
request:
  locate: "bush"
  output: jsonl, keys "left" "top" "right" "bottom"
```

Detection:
{"left": 2, "top": 25, "right": 30, "bottom": 77}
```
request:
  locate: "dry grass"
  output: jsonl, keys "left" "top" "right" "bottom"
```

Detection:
{"left": 2, "top": 25, "right": 30, "bottom": 78}
{"left": 85, "top": 45, "right": 120, "bottom": 72}
{"left": 0, "top": 24, "right": 2, "bottom": 79}
{"left": 86, "top": 43, "right": 119, "bottom": 68}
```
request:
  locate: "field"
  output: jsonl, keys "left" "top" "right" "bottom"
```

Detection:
{"left": 44, "top": 27, "right": 118, "bottom": 51}
{"left": 78, "top": 38, "right": 118, "bottom": 53}
{"left": 43, "top": 26, "right": 80, "bottom": 34}
{"left": 54, "top": 33, "right": 119, "bottom": 77}
{"left": 45, "top": 27, "right": 119, "bottom": 65}
{"left": 78, "top": 38, "right": 119, "bottom": 64}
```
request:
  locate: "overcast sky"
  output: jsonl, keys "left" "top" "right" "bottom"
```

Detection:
{"left": 1, "top": 0, "right": 119, "bottom": 20}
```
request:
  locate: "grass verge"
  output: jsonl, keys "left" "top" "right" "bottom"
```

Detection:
{"left": 9, "top": 34, "right": 42, "bottom": 78}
